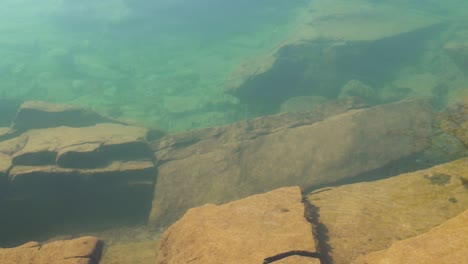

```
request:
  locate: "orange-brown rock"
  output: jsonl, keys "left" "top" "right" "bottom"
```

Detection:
{"left": 305, "top": 158, "right": 468, "bottom": 264}
{"left": 155, "top": 187, "right": 318, "bottom": 264}
{"left": 149, "top": 100, "right": 431, "bottom": 228}
{"left": 0, "top": 236, "right": 103, "bottom": 264}
{"left": 10, "top": 123, "right": 150, "bottom": 168}
{"left": 352, "top": 209, "right": 468, "bottom": 264}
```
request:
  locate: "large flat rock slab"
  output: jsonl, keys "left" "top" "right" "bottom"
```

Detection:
{"left": 352, "top": 209, "right": 468, "bottom": 264}
{"left": 12, "top": 101, "right": 117, "bottom": 131}
{"left": 0, "top": 236, "right": 103, "bottom": 264}
{"left": 155, "top": 186, "right": 317, "bottom": 264}
{"left": 149, "top": 100, "right": 432, "bottom": 228}
{"left": 305, "top": 158, "right": 468, "bottom": 264}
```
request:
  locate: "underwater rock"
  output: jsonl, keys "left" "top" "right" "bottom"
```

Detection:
{"left": 439, "top": 96, "right": 468, "bottom": 147}
{"left": 154, "top": 187, "right": 317, "bottom": 264}
{"left": 305, "top": 158, "right": 468, "bottom": 264}
{"left": 100, "top": 240, "right": 157, "bottom": 264}
{"left": 0, "top": 119, "right": 156, "bottom": 245}
{"left": 444, "top": 42, "right": 468, "bottom": 72}
{"left": 352, "top": 209, "right": 468, "bottom": 264}
{"left": 149, "top": 99, "right": 431, "bottom": 229}
{"left": 339, "top": 79, "right": 375, "bottom": 101}
{"left": 10, "top": 123, "right": 150, "bottom": 168}
{"left": 279, "top": 96, "right": 329, "bottom": 113}
{"left": 0, "top": 236, "right": 103, "bottom": 264}
{"left": 8, "top": 160, "right": 156, "bottom": 195}
{"left": 226, "top": 0, "right": 441, "bottom": 114}
{"left": 12, "top": 101, "right": 118, "bottom": 132}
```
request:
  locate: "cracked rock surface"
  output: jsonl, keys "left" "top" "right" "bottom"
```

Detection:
{"left": 154, "top": 186, "right": 318, "bottom": 264}
{"left": 306, "top": 158, "right": 468, "bottom": 264}
{"left": 352, "top": 209, "right": 468, "bottom": 264}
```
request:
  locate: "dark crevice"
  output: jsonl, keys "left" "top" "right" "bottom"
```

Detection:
{"left": 263, "top": 250, "right": 320, "bottom": 263}
{"left": 303, "top": 200, "right": 333, "bottom": 264}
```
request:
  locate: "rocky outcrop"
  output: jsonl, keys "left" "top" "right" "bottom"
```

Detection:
{"left": 9, "top": 123, "right": 150, "bottom": 168}
{"left": 0, "top": 236, "right": 103, "bottom": 264}
{"left": 305, "top": 158, "right": 468, "bottom": 264}
{"left": 352, "top": 209, "right": 468, "bottom": 264}
{"left": 0, "top": 102, "right": 157, "bottom": 246}
{"left": 11, "top": 101, "right": 118, "bottom": 132}
{"left": 149, "top": 99, "right": 432, "bottom": 228}
{"left": 155, "top": 186, "right": 318, "bottom": 264}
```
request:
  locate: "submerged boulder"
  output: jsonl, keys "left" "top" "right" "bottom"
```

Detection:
{"left": 155, "top": 186, "right": 318, "bottom": 264}
{"left": 305, "top": 158, "right": 468, "bottom": 264}
{"left": 149, "top": 99, "right": 432, "bottom": 228}
{"left": 11, "top": 101, "right": 118, "bottom": 132}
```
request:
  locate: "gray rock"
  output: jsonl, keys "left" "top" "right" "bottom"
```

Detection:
{"left": 149, "top": 99, "right": 432, "bottom": 228}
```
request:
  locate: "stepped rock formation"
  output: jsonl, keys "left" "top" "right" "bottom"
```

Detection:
{"left": 0, "top": 101, "right": 156, "bottom": 245}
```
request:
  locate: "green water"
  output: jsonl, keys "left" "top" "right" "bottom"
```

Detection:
{"left": 0, "top": 0, "right": 467, "bottom": 131}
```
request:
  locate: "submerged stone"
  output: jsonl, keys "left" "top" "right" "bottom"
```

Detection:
{"left": 11, "top": 101, "right": 117, "bottom": 132}
{"left": 149, "top": 99, "right": 432, "bottom": 229}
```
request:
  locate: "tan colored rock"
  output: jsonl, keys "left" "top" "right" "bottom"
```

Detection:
{"left": 274, "top": 255, "right": 321, "bottom": 264}
{"left": 11, "top": 123, "right": 150, "bottom": 168}
{"left": 149, "top": 100, "right": 431, "bottom": 228}
{"left": 155, "top": 187, "right": 317, "bottom": 264}
{"left": 352, "top": 209, "right": 468, "bottom": 264}
{"left": 0, "top": 236, "right": 103, "bottom": 264}
{"left": 101, "top": 240, "right": 157, "bottom": 264}
{"left": 305, "top": 158, "right": 468, "bottom": 264}
{"left": 12, "top": 100, "right": 117, "bottom": 131}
